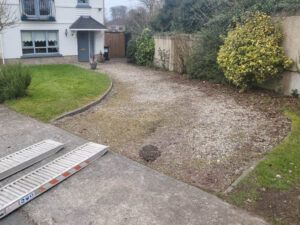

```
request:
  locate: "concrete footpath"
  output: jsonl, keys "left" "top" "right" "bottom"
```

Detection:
{"left": 0, "top": 105, "right": 268, "bottom": 225}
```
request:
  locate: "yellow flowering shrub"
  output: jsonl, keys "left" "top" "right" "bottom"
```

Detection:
{"left": 217, "top": 11, "right": 293, "bottom": 92}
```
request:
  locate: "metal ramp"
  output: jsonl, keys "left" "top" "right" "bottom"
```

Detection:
{"left": 0, "top": 140, "right": 64, "bottom": 180}
{"left": 0, "top": 142, "right": 108, "bottom": 219}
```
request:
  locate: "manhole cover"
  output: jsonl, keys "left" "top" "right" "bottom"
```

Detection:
{"left": 139, "top": 145, "right": 161, "bottom": 162}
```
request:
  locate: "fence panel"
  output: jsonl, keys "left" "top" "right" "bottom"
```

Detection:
{"left": 105, "top": 32, "right": 126, "bottom": 58}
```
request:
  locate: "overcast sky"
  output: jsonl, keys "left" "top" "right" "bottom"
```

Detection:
{"left": 105, "top": 0, "right": 141, "bottom": 18}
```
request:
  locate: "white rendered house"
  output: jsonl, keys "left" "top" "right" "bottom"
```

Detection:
{"left": 0, "top": 0, "right": 106, "bottom": 64}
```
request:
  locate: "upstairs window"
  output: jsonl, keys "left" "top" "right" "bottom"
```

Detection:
{"left": 77, "top": 0, "right": 90, "bottom": 8}
{"left": 22, "top": 0, "right": 54, "bottom": 19}
{"left": 78, "top": 0, "right": 89, "bottom": 4}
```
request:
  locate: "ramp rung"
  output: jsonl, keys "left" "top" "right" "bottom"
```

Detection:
{"left": 0, "top": 142, "right": 108, "bottom": 219}
{"left": 0, "top": 140, "right": 64, "bottom": 180}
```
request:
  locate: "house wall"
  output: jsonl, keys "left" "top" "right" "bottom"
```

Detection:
{"left": 2, "top": 0, "right": 105, "bottom": 63}
{"left": 5, "top": 55, "right": 78, "bottom": 65}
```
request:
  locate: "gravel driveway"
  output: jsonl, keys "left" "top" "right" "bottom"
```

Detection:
{"left": 55, "top": 59, "right": 290, "bottom": 192}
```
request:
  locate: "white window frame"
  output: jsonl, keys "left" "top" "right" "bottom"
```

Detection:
{"left": 21, "top": 30, "right": 59, "bottom": 57}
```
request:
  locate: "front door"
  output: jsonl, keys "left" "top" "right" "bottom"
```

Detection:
{"left": 77, "top": 31, "right": 89, "bottom": 62}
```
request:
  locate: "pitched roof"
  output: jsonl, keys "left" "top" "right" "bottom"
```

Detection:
{"left": 70, "top": 16, "right": 107, "bottom": 30}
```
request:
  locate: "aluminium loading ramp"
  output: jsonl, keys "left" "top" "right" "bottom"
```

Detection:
{"left": 0, "top": 140, "right": 64, "bottom": 180}
{"left": 0, "top": 142, "right": 108, "bottom": 219}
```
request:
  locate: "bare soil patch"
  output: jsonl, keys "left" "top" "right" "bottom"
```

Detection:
{"left": 229, "top": 180, "right": 300, "bottom": 225}
{"left": 254, "top": 188, "right": 300, "bottom": 225}
{"left": 54, "top": 60, "right": 292, "bottom": 192}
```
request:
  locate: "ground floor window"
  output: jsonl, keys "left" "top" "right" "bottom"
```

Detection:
{"left": 21, "top": 31, "right": 59, "bottom": 55}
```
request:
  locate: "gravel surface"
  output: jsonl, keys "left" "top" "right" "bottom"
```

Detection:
{"left": 54, "top": 59, "right": 290, "bottom": 192}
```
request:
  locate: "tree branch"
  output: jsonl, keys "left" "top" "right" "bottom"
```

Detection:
{"left": 0, "top": 0, "right": 17, "bottom": 32}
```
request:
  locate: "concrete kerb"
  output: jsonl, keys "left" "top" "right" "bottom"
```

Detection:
{"left": 50, "top": 80, "right": 113, "bottom": 123}
{"left": 223, "top": 157, "right": 267, "bottom": 194}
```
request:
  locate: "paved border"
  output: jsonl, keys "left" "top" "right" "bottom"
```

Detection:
{"left": 50, "top": 80, "right": 113, "bottom": 122}
{"left": 223, "top": 157, "right": 267, "bottom": 194}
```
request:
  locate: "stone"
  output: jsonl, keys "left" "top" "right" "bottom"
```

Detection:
{"left": 139, "top": 145, "right": 161, "bottom": 162}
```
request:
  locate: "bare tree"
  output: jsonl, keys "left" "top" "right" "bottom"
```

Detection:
{"left": 0, "top": 0, "right": 17, "bottom": 31}
{"left": 125, "top": 7, "right": 149, "bottom": 36}
{"left": 110, "top": 5, "right": 127, "bottom": 21}
{"left": 138, "top": 0, "right": 163, "bottom": 17}
{"left": 107, "top": 1, "right": 163, "bottom": 36}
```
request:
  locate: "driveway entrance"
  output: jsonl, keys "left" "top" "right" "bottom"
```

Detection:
{"left": 0, "top": 105, "right": 268, "bottom": 225}
{"left": 57, "top": 59, "right": 289, "bottom": 192}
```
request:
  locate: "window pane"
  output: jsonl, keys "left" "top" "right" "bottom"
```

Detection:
{"left": 78, "top": 0, "right": 88, "bottom": 4}
{"left": 22, "top": 32, "right": 33, "bottom": 47}
{"left": 36, "top": 48, "right": 47, "bottom": 53}
{"left": 22, "top": 48, "right": 34, "bottom": 54}
{"left": 35, "top": 40, "right": 46, "bottom": 47}
{"left": 34, "top": 32, "right": 46, "bottom": 47}
{"left": 39, "top": 0, "right": 50, "bottom": 15}
{"left": 24, "top": 0, "right": 35, "bottom": 15}
{"left": 48, "top": 32, "right": 57, "bottom": 46}
{"left": 48, "top": 47, "right": 58, "bottom": 53}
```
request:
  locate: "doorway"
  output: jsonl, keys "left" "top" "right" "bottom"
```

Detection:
{"left": 77, "top": 31, "right": 94, "bottom": 62}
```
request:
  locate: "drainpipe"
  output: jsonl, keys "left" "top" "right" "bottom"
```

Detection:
{"left": 0, "top": 33, "right": 5, "bottom": 64}
{"left": 103, "top": 0, "right": 105, "bottom": 25}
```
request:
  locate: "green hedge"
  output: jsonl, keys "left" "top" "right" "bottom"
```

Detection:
{"left": 0, "top": 63, "right": 31, "bottom": 103}
{"left": 135, "top": 28, "right": 155, "bottom": 66}
{"left": 127, "top": 39, "right": 137, "bottom": 64}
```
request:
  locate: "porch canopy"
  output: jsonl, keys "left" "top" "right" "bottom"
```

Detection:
{"left": 70, "top": 16, "right": 107, "bottom": 31}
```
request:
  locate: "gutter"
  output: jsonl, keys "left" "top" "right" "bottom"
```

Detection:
{"left": 70, "top": 29, "right": 108, "bottom": 31}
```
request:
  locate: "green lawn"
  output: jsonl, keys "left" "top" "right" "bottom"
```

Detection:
{"left": 226, "top": 111, "right": 300, "bottom": 225}
{"left": 253, "top": 112, "right": 300, "bottom": 190}
{"left": 5, "top": 64, "right": 111, "bottom": 122}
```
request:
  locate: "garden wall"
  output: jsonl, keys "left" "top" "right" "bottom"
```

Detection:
{"left": 280, "top": 14, "right": 300, "bottom": 95}
{"left": 154, "top": 35, "right": 174, "bottom": 71}
{"left": 154, "top": 34, "right": 199, "bottom": 74}
{"left": 265, "top": 14, "right": 300, "bottom": 95}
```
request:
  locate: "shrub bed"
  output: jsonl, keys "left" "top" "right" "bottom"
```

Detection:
{"left": 152, "top": 0, "right": 300, "bottom": 83}
{"left": 217, "top": 11, "right": 293, "bottom": 92}
{"left": 0, "top": 63, "right": 31, "bottom": 103}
